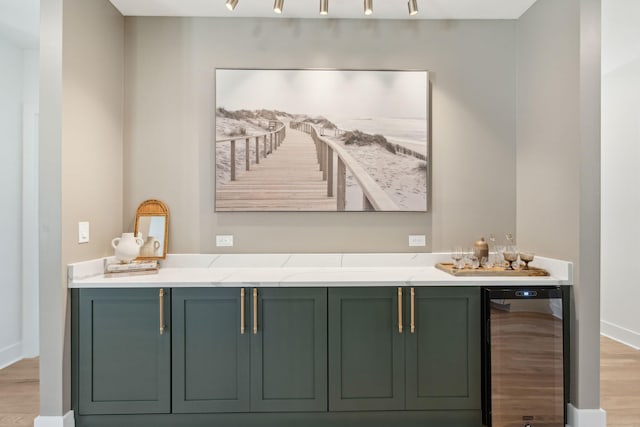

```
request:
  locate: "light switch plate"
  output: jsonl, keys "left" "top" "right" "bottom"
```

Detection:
{"left": 78, "top": 221, "right": 90, "bottom": 244}
{"left": 408, "top": 234, "right": 426, "bottom": 247}
{"left": 216, "top": 235, "right": 234, "bottom": 247}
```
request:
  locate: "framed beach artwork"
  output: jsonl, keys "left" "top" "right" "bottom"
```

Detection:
{"left": 214, "top": 69, "right": 429, "bottom": 212}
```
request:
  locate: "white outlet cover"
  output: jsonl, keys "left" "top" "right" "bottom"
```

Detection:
{"left": 78, "top": 221, "right": 90, "bottom": 244}
{"left": 408, "top": 235, "right": 426, "bottom": 247}
{"left": 216, "top": 235, "right": 234, "bottom": 247}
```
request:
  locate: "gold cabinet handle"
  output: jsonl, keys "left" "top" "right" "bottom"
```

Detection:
{"left": 410, "top": 287, "right": 415, "bottom": 334}
{"left": 240, "top": 288, "right": 246, "bottom": 334}
{"left": 159, "top": 288, "right": 166, "bottom": 335}
{"left": 398, "top": 287, "right": 403, "bottom": 334}
{"left": 253, "top": 288, "right": 258, "bottom": 335}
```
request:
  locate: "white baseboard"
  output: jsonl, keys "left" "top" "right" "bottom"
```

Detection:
{"left": 567, "top": 404, "right": 606, "bottom": 427}
{"left": 0, "top": 342, "right": 22, "bottom": 370}
{"left": 33, "top": 411, "right": 75, "bottom": 427}
{"left": 601, "top": 320, "right": 640, "bottom": 350}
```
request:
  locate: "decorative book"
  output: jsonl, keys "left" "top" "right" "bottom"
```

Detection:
{"left": 104, "top": 259, "right": 159, "bottom": 276}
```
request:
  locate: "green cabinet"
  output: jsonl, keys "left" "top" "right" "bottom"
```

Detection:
{"left": 329, "top": 287, "right": 480, "bottom": 412}
{"left": 172, "top": 288, "right": 250, "bottom": 413}
{"left": 405, "top": 287, "right": 480, "bottom": 410}
{"left": 73, "top": 285, "right": 480, "bottom": 426}
{"left": 76, "top": 288, "right": 171, "bottom": 415}
{"left": 251, "top": 288, "right": 327, "bottom": 412}
{"left": 172, "top": 287, "right": 327, "bottom": 413}
{"left": 328, "top": 287, "right": 405, "bottom": 411}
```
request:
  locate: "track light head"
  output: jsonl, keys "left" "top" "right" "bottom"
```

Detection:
{"left": 364, "top": 0, "right": 373, "bottom": 15}
{"left": 320, "top": 0, "right": 329, "bottom": 15}
{"left": 274, "top": 0, "right": 284, "bottom": 14}
{"left": 225, "top": 0, "right": 238, "bottom": 11}
{"left": 228, "top": 0, "right": 414, "bottom": 17}
{"left": 408, "top": 0, "right": 418, "bottom": 16}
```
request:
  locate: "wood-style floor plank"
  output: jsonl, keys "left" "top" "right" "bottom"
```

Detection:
{"left": 601, "top": 335, "right": 640, "bottom": 427}
{"left": 0, "top": 358, "right": 38, "bottom": 427}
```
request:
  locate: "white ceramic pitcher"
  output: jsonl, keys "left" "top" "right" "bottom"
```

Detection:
{"left": 140, "top": 236, "right": 161, "bottom": 257}
{"left": 111, "top": 232, "right": 144, "bottom": 263}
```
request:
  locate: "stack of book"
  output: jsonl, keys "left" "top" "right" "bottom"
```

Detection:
{"left": 104, "top": 259, "right": 159, "bottom": 277}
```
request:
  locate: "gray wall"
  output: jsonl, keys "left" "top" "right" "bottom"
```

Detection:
{"left": 21, "top": 48, "right": 39, "bottom": 359}
{"left": 516, "top": 0, "right": 601, "bottom": 409}
{"left": 39, "top": 0, "right": 123, "bottom": 416}
{"left": 601, "top": 0, "right": 640, "bottom": 349}
{"left": 123, "top": 17, "right": 517, "bottom": 253}
{"left": 0, "top": 32, "right": 24, "bottom": 367}
{"left": 0, "top": 37, "right": 39, "bottom": 367}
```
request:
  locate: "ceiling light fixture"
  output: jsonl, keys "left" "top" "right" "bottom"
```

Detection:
{"left": 408, "top": 0, "right": 418, "bottom": 16}
{"left": 364, "top": 0, "right": 373, "bottom": 15}
{"left": 320, "top": 0, "right": 329, "bottom": 15}
{"left": 225, "top": 0, "right": 238, "bottom": 11}
{"left": 274, "top": 0, "right": 284, "bottom": 14}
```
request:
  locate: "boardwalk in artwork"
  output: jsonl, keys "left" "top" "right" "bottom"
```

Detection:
{"left": 216, "top": 127, "right": 337, "bottom": 211}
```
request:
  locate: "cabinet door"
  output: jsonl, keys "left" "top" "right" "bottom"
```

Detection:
{"left": 405, "top": 287, "right": 481, "bottom": 410}
{"left": 78, "top": 288, "right": 170, "bottom": 415}
{"left": 250, "top": 288, "right": 327, "bottom": 412}
{"left": 328, "top": 287, "right": 405, "bottom": 411}
{"left": 172, "top": 288, "right": 250, "bottom": 413}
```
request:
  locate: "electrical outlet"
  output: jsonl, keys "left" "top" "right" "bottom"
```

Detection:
{"left": 216, "top": 235, "right": 234, "bottom": 247}
{"left": 408, "top": 234, "right": 426, "bottom": 247}
{"left": 78, "top": 221, "right": 90, "bottom": 244}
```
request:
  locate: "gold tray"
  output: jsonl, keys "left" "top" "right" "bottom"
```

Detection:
{"left": 435, "top": 263, "right": 549, "bottom": 277}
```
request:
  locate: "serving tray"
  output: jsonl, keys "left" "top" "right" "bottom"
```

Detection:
{"left": 435, "top": 263, "right": 549, "bottom": 277}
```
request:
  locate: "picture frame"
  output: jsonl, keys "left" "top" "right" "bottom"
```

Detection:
{"left": 214, "top": 68, "right": 429, "bottom": 212}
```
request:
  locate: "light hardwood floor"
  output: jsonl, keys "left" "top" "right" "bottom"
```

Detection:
{"left": 601, "top": 335, "right": 640, "bottom": 427}
{"left": 0, "top": 338, "right": 637, "bottom": 426}
{"left": 0, "top": 358, "right": 38, "bottom": 427}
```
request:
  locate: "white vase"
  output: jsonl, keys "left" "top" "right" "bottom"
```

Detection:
{"left": 140, "top": 236, "right": 161, "bottom": 257}
{"left": 111, "top": 232, "right": 144, "bottom": 263}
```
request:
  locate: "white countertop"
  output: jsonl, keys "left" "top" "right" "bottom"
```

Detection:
{"left": 68, "top": 253, "right": 573, "bottom": 288}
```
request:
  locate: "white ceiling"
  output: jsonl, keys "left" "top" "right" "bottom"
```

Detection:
{"left": 108, "top": 0, "right": 539, "bottom": 20}
{"left": 0, "top": 0, "right": 540, "bottom": 49}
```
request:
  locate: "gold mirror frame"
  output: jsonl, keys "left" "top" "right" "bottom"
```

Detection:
{"left": 134, "top": 199, "right": 169, "bottom": 260}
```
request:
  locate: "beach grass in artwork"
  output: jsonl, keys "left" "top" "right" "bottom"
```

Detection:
{"left": 214, "top": 69, "right": 429, "bottom": 212}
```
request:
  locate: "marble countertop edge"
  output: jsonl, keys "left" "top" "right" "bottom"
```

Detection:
{"left": 68, "top": 253, "right": 572, "bottom": 288}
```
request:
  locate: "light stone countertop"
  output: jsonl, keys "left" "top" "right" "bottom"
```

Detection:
{"left": 68, "top": 253, "right": 573, "bottom": 288}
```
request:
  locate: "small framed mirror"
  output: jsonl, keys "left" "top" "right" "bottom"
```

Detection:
{"left": 134, "top": 199, "right": 169, "bottom": 260}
